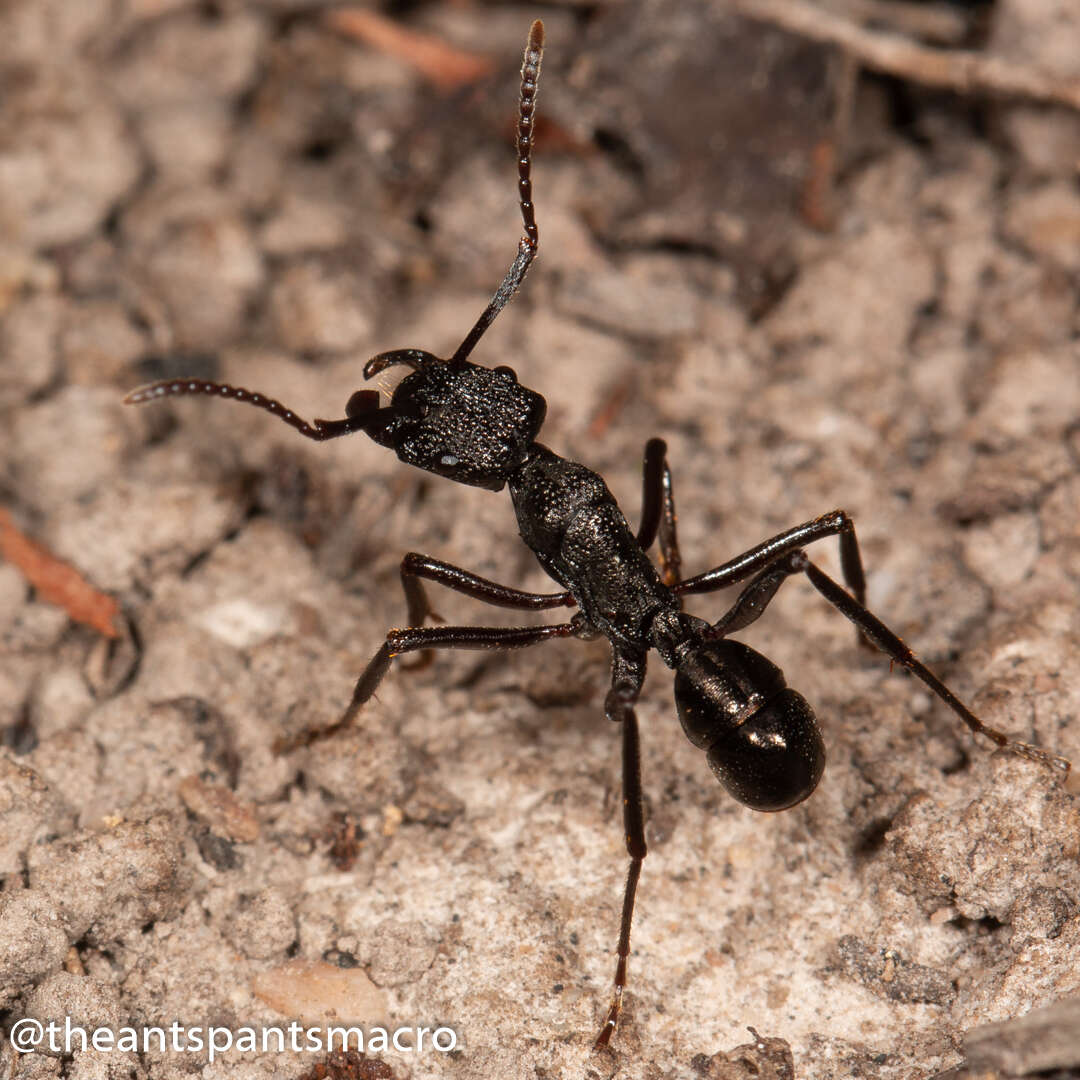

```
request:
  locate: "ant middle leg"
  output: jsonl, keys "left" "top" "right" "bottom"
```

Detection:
{"left": 397, "top": 552, "right": 574, "bottom": 670}
{"left": 594, "top": 649, "right": 647, "bottom": 1051}
{"left": 277, "top": 620, "right": 580, "bottom": 752}
{"left": 706, "top": 550, "right": 1071, "bottom": 775}
{"left": 636, "top": 438, "right": 682, "bottom": 587}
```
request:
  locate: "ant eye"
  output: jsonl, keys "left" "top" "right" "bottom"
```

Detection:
{"left": 494, "top": 366, "right": 517, "bottom": 381}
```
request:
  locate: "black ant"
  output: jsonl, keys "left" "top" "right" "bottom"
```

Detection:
{"left": 126, "top": 20, "right": 1071, "bottom": 1051}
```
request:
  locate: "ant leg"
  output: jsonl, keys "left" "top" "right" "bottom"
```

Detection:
{"left": 636, "top": 439, "right": 682, "bottom": 586}
{"left": 705, "top": 551, "right": 1071, "bottom": 775}
{"left": 797, "top": 554, "right": 1071, "bottom": 774}
{"left": 397, "top": 552, "right": 574, "bottom": 670}
{"left": 400, "top": 552, "right": 573, "bottom": 624}
{"left": 675, "top": 509, "right": 865, "bottom": 602}
{"left": 595, "top": 650, "right": 647, "bottom": 1051}
{"left": 277, "top": 621, "right": 579, "bottom": 752}
{"left": 705, "top": 557, "right": 793, "bottom": 641}
{"left": 451, "top": 20, "right": 545, "bottom": 365}
{"left": 674, "top": 508, "right": 868, "bottom": 647}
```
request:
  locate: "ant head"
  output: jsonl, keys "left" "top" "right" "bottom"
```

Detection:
{"left": 674, "top": 638, "right": 825, "bottom": 812}
{"left": 355, "top": 349, "right": 546, "bottom": 491}
{"left": 125, "top": 20, "right": 548, "bottom": 492}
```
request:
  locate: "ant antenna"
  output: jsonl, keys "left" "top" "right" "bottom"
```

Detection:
{"left": 127, "top": 21, "right": 545, "bottom": 423}
{"left": 450, "top": 19, "right": 544, "bottom": 367}
{"left": 122, "top": 378, "right": 385, "bottom": 441}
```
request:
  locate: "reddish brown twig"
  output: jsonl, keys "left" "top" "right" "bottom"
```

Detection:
{"left": 324, "top": 9, "right": 495, "bottom": 91}
{"left": 731, "top": 0, "right": 1080, "bottom": 111}
{"left": 0, "top": 507, "right": 121, "bottom": 638}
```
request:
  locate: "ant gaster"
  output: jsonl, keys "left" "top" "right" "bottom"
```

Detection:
{"left": 126, "top": 21, "right": 1071, "bottom": 1051}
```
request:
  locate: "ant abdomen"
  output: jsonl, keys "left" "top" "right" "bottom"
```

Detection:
{"left": 674, "top": 639, "right": 825, "bottom": 812}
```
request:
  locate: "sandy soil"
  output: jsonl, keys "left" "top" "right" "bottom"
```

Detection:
{"left": 2, "top": 2, "right": 1079, "bottom": 1079}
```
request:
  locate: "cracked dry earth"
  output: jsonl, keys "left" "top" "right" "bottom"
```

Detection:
{"left": 1, "top": 2, "right": 1080, "bottom": 1079}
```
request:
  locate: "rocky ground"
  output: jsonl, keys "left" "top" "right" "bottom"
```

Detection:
{"left": 1, "top": 1, "right": 1079, "bottom": 1078}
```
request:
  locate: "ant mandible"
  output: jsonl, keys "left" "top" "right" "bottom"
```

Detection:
{"left": 126, "top": 20, "right": 1071, "bottom": 1051}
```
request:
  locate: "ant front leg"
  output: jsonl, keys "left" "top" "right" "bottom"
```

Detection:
{"left": 595, "top": 649, "right": 648, "bottom": 1051}
{"left": 706, "top": 550, "right": 1071, "bottom": 776}
{"left": 276, "top": 621, "right": 580, "bottom": 752}
{"left": 396, "top": 552, "right": 574, "bottom": 671}
{"left": 636, "top": 438, "right": 682, "bottom": 587}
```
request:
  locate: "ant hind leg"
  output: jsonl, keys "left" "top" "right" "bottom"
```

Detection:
{"left": 797, "top": 555, "right": 1071, "bottom": 775}
{"left": 594, "top": 649, "right": 648, "bottom": 1051}
{"left": 703, "top": 550, "right": 1071, "bottom": 776}
{"left": 674, "top": 509, "right": 870, "bottom": 648}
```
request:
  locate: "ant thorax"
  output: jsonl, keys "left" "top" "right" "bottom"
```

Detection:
{"left": 508, "top": 443, "right": 676, "bottom": 646}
